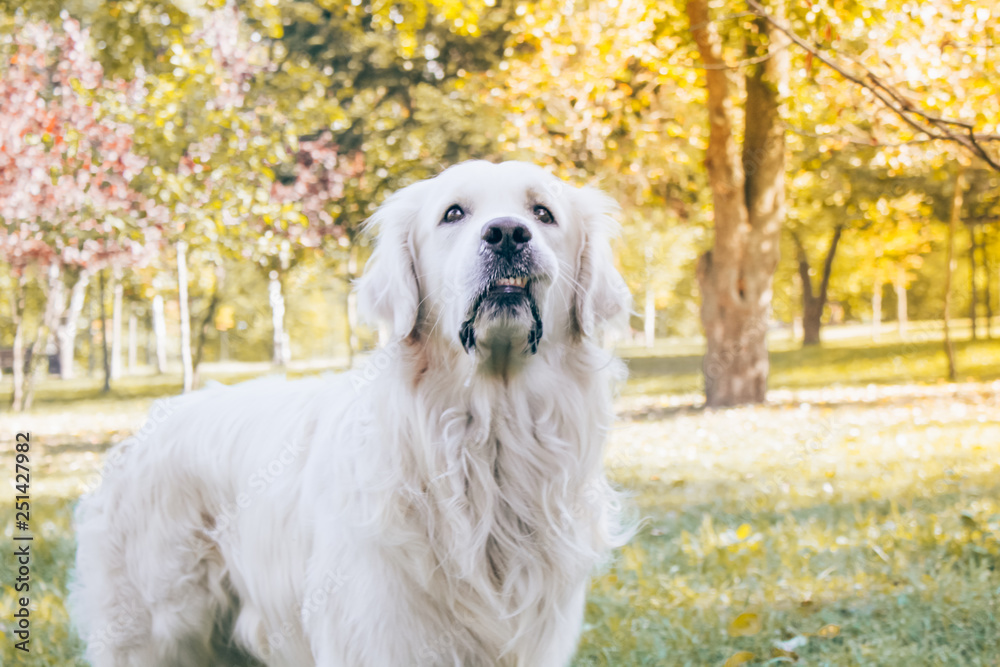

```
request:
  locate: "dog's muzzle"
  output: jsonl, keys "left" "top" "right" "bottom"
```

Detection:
{"left": 459, "top": 218, "right": 544, "bottom": 354}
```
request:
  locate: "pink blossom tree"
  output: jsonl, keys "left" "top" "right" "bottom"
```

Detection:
{"left": 0, "top": 16, "right": 161, "bottom": 411}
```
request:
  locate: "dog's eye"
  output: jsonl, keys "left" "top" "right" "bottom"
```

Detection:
{"left": 442, "top": 205, "right": 465, "bottom": 224}
{"left": 533, "top": 205, "right": 555, "bottom": 225}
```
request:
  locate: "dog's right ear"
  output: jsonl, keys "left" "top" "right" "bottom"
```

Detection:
{"left": 357, "top": 183, "right": 424, "bottom": 340}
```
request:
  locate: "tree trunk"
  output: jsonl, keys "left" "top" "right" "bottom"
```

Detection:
{"left": 177, "top": 240, "right": 194, "bottom": 392}
{"left": 794, "top": 224, "right": 843, "bottom": 347}
{"left": 797, "top": 236, "right": 820, "bottom": 345}
{"left": 342, "top": 286, "right": 354, "bottom": 366}
{"left": 192, "top": 262, "right": 224, "bottom": 388}
{"left": 344, "top": 246, "right": 359, "bottom": 366}
{"left": 969, "top": 223, "right": 978, "bottom": 340}
{"left": 644, "top": 287, "right": 656, "bottom": 348}
{"left": 58, "top": 268, "right": 90, "bottom": 380}
{"left": 894, "top": 266, "right": 908, "bottom": 338}
{"left": 99, "top": 269, "right": 111, "bottom": 393}
{"left": 110, "top": 266, "right": 124, "bottom": 379}
{"left": 689, "top": 0, "right": 788, "bottom": 406}
{"left": 10, "top": 273, "right": 28, "bottom": 411}
{"left": 943, "top": 166, "right": 965, "bottom": 382}
{"left": 88, "top": 281, "right": 97, "bottom": 377}
{"left": 269, "top": 270, "right": 290, "bottom": 366}
{"left": 872, "top": 275, "right": 882, "bottom": 342}
{"left": 20, "top": 263, "right": 67, "bottom": 411}
{"left": 980, "top": 225, "right": 992, "bottom": 339}
{"left": 152, "top": 291, "right": 168, "bottom": 374}
{"left": 644, "top": 245, "right": 655, "bottom": 348}
{"left": 127, "top": 307, "right": 137, "bottom": 374}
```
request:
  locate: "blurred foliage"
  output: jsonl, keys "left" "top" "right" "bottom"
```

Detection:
{"left": 1, "top": 0, "right": 1000, "bottom": 360}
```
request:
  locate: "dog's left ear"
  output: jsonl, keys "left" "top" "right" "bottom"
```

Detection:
{"left": 357, "top": 184, "right": 424, "bottom": 340}
{"left": 571, "top": 186, "right": 631, "bottom": 339}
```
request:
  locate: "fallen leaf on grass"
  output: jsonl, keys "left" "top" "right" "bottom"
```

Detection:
{"left": 723, "top": 651, "right": 756, "bottom": 667}
{"left": 770, "top": 646, "right": 800, "bottom": 661}
{"left": 816, "top": 624, "right": 841, "bottom": 638}
{"left": 728, "top": 612, "right": 762, "bottom": 637}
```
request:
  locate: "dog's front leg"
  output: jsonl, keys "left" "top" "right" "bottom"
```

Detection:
{"left": 304, "top": 553, "right": 468, "bottom": 667}
{"left": 509, "top": 582, "right": 588, "bottom": 667}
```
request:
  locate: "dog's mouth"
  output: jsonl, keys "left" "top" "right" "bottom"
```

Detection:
{"left": 484, "top": 276, "right": 530, "bottom": 296}
{"left": 460, "top": 274, "right": 543, "bottom": 354}
{"left": 472, "top": 274, "right": 536, "bottom": 310}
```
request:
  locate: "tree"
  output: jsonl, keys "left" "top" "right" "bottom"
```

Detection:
{"left": 686, "top": 0, "right": 789, "bottom": 406}
{"left": 0, "top": 16, "right": 158, "bottom": 410}
{"left": 268, "top": 134, "right": 362, "bottom": 360}
{"left": 944, "top": 165, "right": 966, "bottom": 380}
{"left": 792, "top": 223, "right": 843, "bottom": 346}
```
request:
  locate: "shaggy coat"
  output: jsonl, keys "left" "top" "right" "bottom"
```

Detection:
{"left": 70, "top": 161, "right": 632, "bottom": 667}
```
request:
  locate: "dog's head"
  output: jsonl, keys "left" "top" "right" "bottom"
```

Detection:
{"left": 358, "top": 161, "right": 629, "bottom": 370}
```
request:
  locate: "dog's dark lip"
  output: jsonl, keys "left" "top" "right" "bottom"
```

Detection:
{"left": 460, "top": 275, "right": 543, "bottom": 354}
{"left": 484, "top": 281, "right": 530, "bottom": 297}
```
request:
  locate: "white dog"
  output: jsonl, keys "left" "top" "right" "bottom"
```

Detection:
{"left": 70, "top": 160, "right": 632, "bottom": 667}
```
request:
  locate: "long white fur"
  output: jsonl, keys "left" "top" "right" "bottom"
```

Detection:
{"left": 70, "top": 161, "right": 633, "bottom": 667}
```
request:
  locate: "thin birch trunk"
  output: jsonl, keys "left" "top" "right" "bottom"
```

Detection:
{"left": 10, "top": 273, "right": 27, "bottom": 411}
{"left": 128, "top": 307, "right": 137, "bottom": 374}
{"left": 21, "top": 263, "right": 66, "bottom": 411}
{"left": 58, "top": 268, "right": 90, "bottom": 380}
{"left": 110, "top": 266, "right": 123, "bottom": 379}
{"left": 99, "top": 269, "right": 111, "bottom": 393}
{"left": 152, "top": 292, "right": 168, "bottom": 374}
{"left": 269, "top": 270, "right": 289, "bottom": 366}
{"left": 346, "top": 248, "right": 359, "bottom": 365}
{"left": 872, "top": 275, "right": 882, "bottom": 342}
{"left": 177, "top": 240, "right": 194, "bottom": 392}
{"left": 894, "top": 267, "right": 907, "bottom": 338}
{"left": 644, "top": 245, "right": 655, "bottom": 348}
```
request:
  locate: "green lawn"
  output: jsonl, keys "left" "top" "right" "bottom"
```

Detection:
{"left": 2, "top": 331, "right": 999, "bottom": 665}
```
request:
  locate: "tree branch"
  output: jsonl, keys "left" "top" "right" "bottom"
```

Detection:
{"left": 745, "top": 0, "right": 1000, "bottom": 171}
{"left": 674, "top": 40, "right": 793, "bottom": 70}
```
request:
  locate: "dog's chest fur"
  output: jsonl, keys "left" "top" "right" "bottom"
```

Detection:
{"left": 371, "top": 356, "right": 607, "bottom": 662}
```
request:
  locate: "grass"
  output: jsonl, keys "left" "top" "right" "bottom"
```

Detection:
{"left": 620, "top": 322, "right": 1000, "bottom": 397}
{"left": 575, "top": 386, "right": 1000, "bottom": 665}
{"left": 1, "top": 327, "right": 999, "bottom": 665}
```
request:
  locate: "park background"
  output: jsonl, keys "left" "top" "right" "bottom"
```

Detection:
{"left": 1, "top": 0, "right": 1000, "bottom": 664}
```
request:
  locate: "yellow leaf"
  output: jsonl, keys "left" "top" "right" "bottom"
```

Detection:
{"left": 728, "top": 612, "right": 762, "bottom": 637}
{"left": 724, "top": 651, "right": 756, "bottom": 666}
{"left": 736, "top": 523, "right": 752, "bottom": 540}
{"left": 621, "top": 544, "right": 645, "bottom": 572}
{"left": 816, "top": 624, "right": 840, "bottom": 638}
{"left": 771, "top": 647, "right": 799, "bottom": 661}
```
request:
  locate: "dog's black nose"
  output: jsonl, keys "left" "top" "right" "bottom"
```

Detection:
{"left": 482, "top": 218, "right": 532, "bottom": 257}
